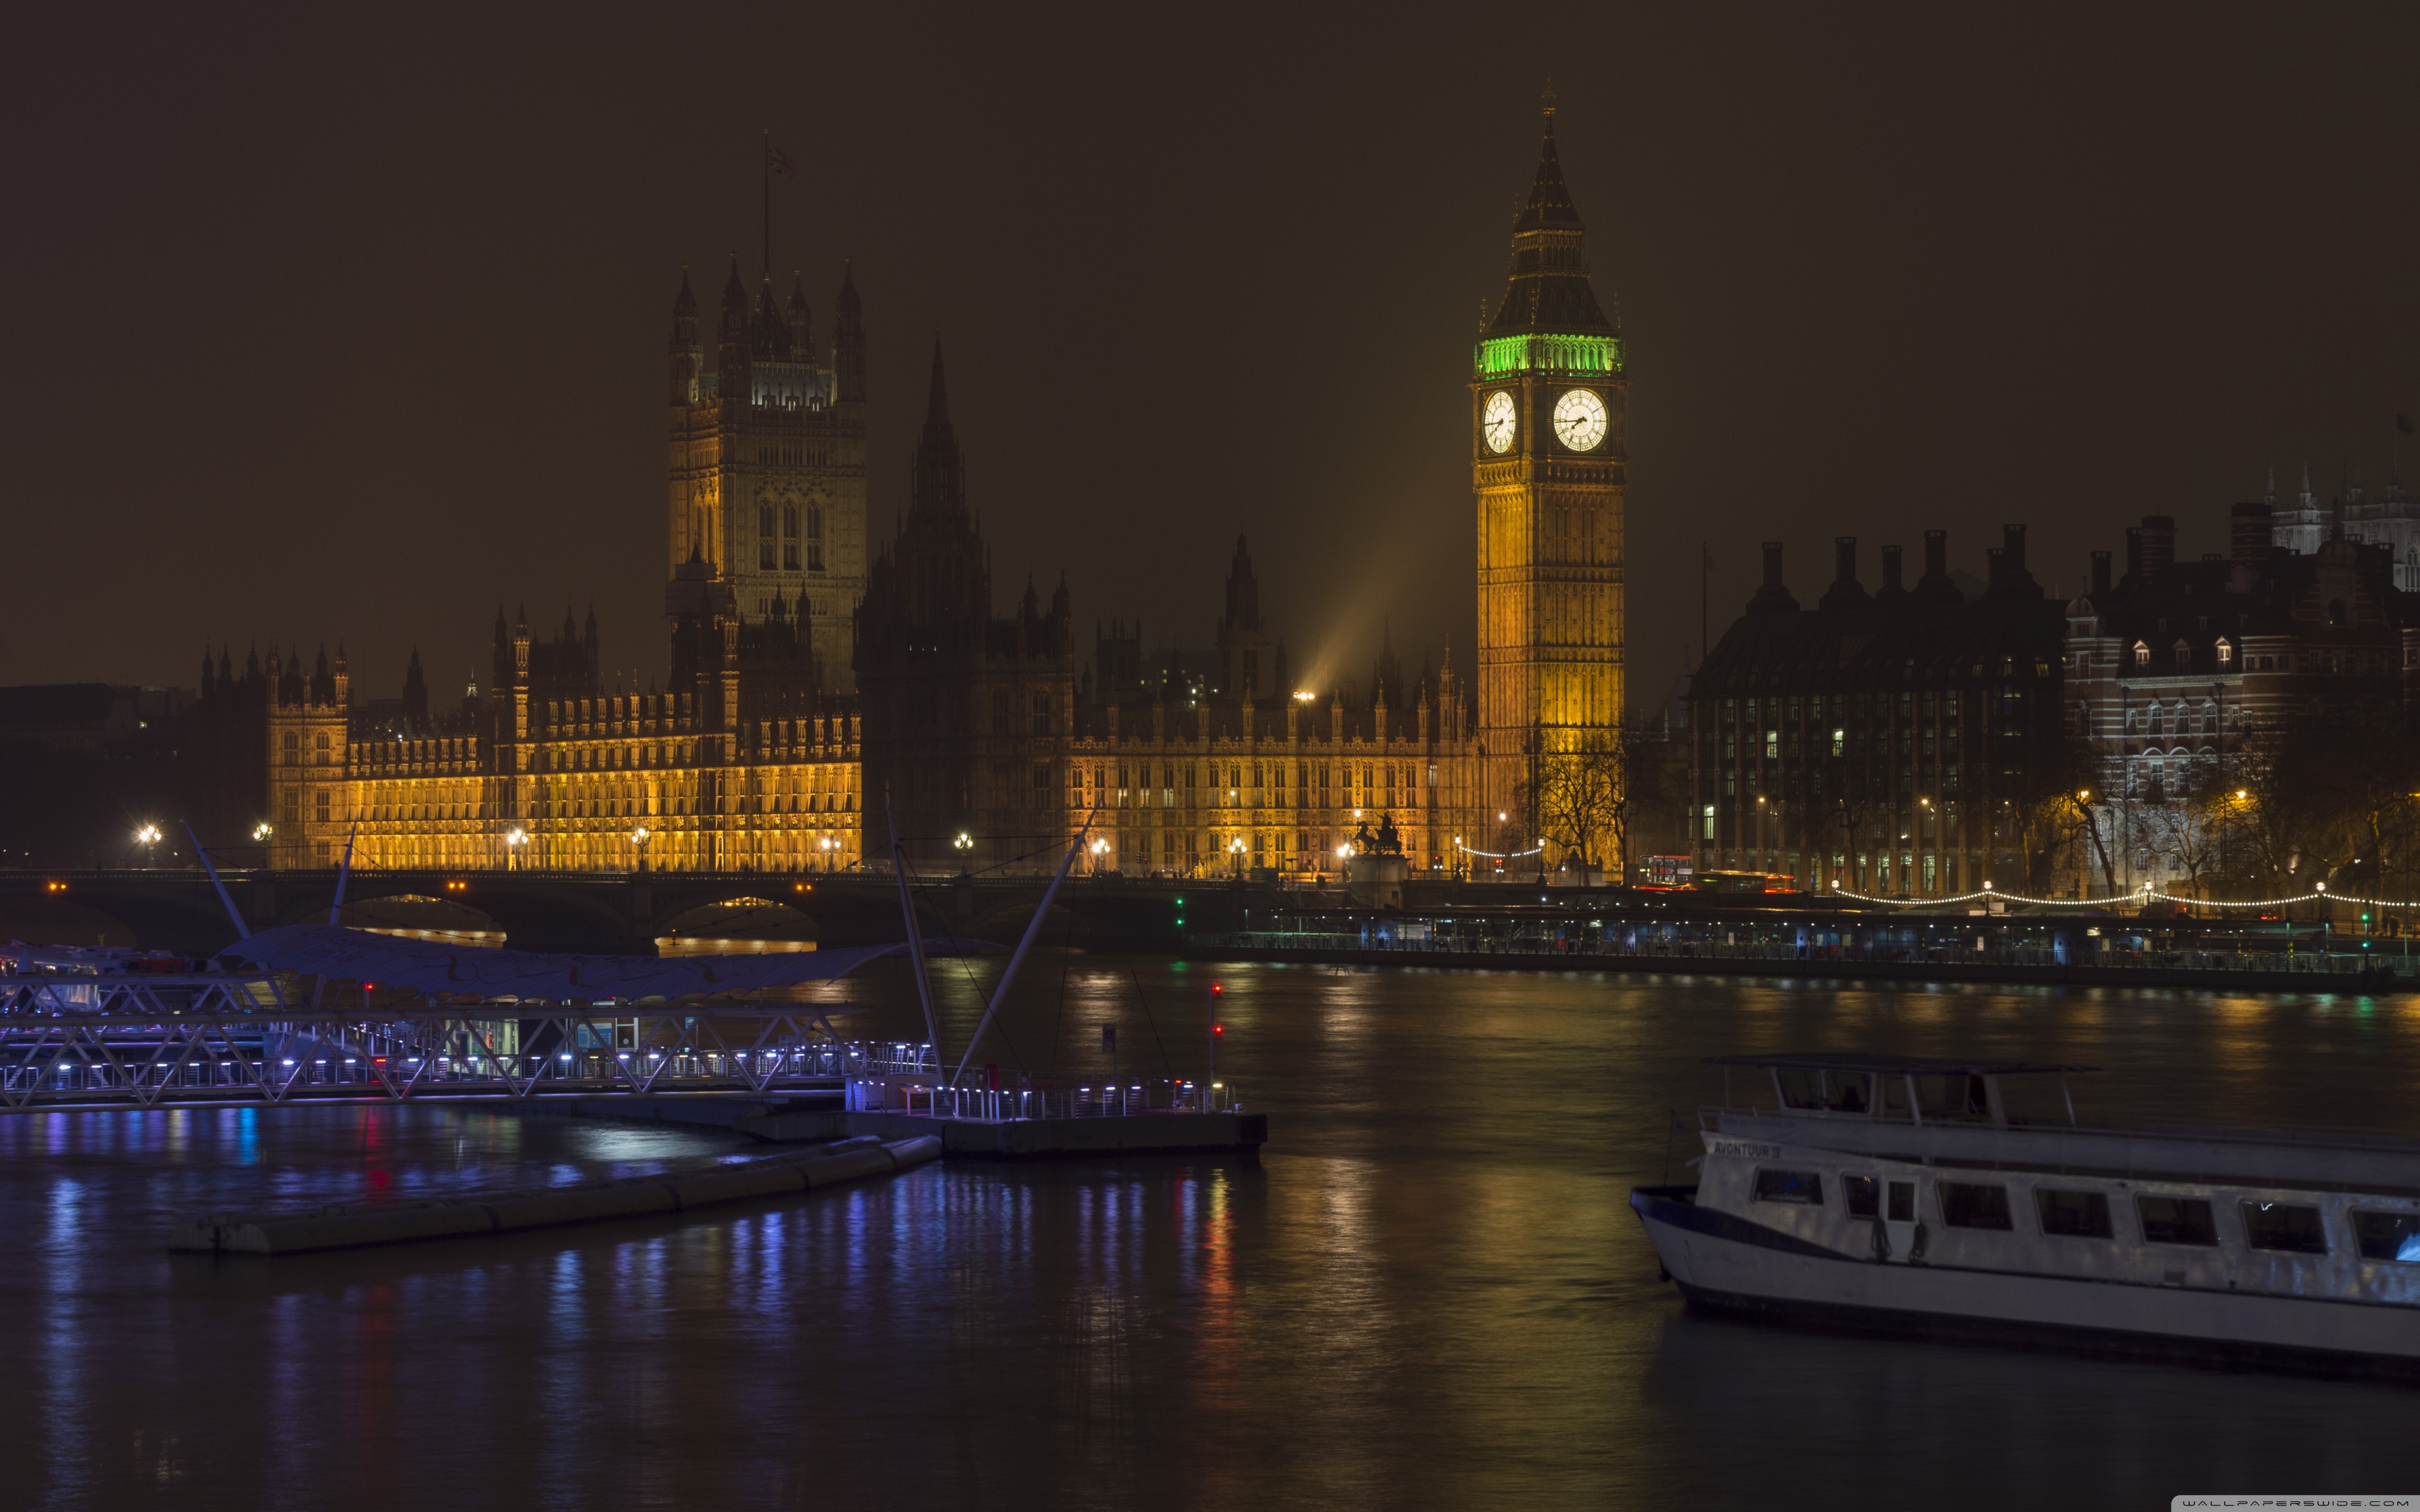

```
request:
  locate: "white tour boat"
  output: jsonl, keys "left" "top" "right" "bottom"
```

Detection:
{"left": 1630, "top": 1053, "right": 2420, "bottom": 1373}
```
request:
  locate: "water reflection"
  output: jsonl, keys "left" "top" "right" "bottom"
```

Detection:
{"left": 1, "top": 970, "right": 2418, "bottom": 1503}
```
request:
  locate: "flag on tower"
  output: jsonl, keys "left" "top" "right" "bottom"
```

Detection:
{"left": 766, "top": 143, "right": 797, "bottom": 176}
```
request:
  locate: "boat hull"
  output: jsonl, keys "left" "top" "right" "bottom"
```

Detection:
{"left": 1631, "top": 1186, "right": 2420, "bottom": 1378}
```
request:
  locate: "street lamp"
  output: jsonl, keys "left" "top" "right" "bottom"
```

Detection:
{"left": 1229, "top": 835, "right": 1246, "bottom": 878}
{"left": 1090, "top": 837, "right": 1109, "bottom": 874}
{"left": 631, "top": 825, "right": 651, "bottom": 873}
{"left": 505, "top": 827, "right": 527, "bottom": 871}
{"left": 251, "top": 822, "right": 273, "bottom": 842}
{"left": 134, "top": 824, "right": 161, "bottom": 867}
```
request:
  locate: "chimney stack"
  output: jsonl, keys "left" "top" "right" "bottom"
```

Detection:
{"left": 2002, "top": 523, "right": 2027, "bottom": 573}
{"left": 2230, "top": 501, "right": 2273, "bottom": 563}
{"left": 2090, "top": 550, "right": 2111, "bottom": 598}
{"left": 1880, "top": 544, "right": 1904, "bottom": 593}
{"left": 1835, "top": 536, "right": 1858, "bottom": 584}
{"left": 2124, "top": 527, "right": 2144, "bottom": 583}
{"left": 2139, "top": 515, "right": 2176, "bottom": 578}
{"left": 1747, "top": 541, "right": 1800, "bottom": 614}
{"left": 1924, "top": 530, "right": 1947, "bottom": 581}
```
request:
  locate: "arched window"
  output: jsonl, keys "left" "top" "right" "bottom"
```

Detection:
{"left": 2133, "top": 641, "right": 2151, "bottom": 667}
{"left": 2174, "top": 639, "right": 2191, "bottom": 668}
{"left": 2215, "top": 638, "right": 2233, "bottom": 665}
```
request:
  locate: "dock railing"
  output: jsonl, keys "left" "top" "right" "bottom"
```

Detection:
{"left": 847, "top": 1065, "right": 1241, "bottom": 1122}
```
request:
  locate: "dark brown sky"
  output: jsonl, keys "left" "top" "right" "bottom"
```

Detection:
{"left": 8, "top": 6, "right": 2420, "bottom": 714}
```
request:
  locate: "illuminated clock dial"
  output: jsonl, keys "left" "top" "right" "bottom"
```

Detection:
{"left": 1553, "top": 388, "right": 1608, "bottom": 452}
{"left": 1482, "top": 391, "right": 1517, "bottom": 454}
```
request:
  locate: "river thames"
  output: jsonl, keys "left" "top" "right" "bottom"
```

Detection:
{"left": 3, "top": 960, "right": 2417, "bottom": 1508}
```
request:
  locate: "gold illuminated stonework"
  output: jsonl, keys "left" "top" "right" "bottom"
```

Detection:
{"left": 1473, "top": 105, "right": 1626, "bottom": 840}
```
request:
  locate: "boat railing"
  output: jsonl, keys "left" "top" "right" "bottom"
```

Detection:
{"left": 1703, "top": 1102, "right": 2420, "bottom": 1157}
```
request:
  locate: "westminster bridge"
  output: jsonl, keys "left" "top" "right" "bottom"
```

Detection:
{"left": 0, "top": 867, "right": 1250, "bottom": 957}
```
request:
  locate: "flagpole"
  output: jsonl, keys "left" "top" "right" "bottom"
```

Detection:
{"left": 761, "top": 128, "right": 771, "bottom": 279}
{"left": 1700, "top": 544, "right": 1709, "bottom": 667}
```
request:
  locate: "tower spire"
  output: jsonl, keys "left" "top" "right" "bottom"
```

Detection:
{"left": 925, "top": 338, "right": 950, "bottom": 425}
{"left": 910, "top": 340, "right": 964, "bottom": 522}
{"left": 1484, "top": 96, "right": 1612, "bottom": 340}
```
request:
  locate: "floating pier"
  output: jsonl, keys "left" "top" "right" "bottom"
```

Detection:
{"left": 168, "top": 1133, "right": 940, "bottom": 1256}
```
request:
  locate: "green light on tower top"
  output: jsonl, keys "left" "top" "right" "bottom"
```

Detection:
{"left": 1475, "top": 332, "right": 1622, "bottom": 381}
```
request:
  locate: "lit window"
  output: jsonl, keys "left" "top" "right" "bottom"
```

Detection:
{"left": 2215, "top": 639, "right": 2233, "bottom": 665}
{"left": 2133, "top": 642, "right": 2150, "bottom": 667}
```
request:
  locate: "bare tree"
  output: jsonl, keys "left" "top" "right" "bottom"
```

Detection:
{"left": 1527, "top": 730, "right": 1629, "bottom": 871}
{"left": 2146, "top": 759, "right": 2232, "bottom": 905}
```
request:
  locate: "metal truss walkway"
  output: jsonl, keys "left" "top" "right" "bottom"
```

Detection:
{"left": 0, "top": 973, "right": 907, "bottom": 1112}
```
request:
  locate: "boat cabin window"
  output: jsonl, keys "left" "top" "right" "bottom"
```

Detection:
{"left": 2136, "top": 1196, "right": 2218, "bottom": 1247}
{"left": 2241, "top": 1201, "right": 2327, "bottom": 1255}
{"left": 2352, "top": 1211, "right": 2420, "bottom": 1263}
{"left": 1913, "top": 1074, "right": 1995, "bottom": 1124}
{"left": 1938, "top": 1181, "right": 2014, "bottom": 1230}
{"left": 1843, "top": 1176, "right": 1879, "bottom": 1219}
{"left": 1772, "top": 1070, "right": 1872, "bottom": 1113}
{"left": 1751, "top": 1169, "right": 1824, "bottom": 1205}
{"left": 2034, "top": 1188, "right": 2114, "bottom": 1239}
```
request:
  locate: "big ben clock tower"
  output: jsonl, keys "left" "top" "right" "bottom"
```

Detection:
{"left": 1473, "top": 100, "right": 1625, "bottom": 848}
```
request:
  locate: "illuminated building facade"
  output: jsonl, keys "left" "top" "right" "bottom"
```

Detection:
{"left": 265, "top": 605, "right": 861, "bottom": 874}
{"left": 1068, "top": 542, "right": 1489, "bottom": 880}
{"left": 1473, "top": 103, "right": 1627, "bottom": 842}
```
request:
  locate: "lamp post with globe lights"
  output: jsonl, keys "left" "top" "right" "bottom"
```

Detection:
{"left": 134, "top": 824, "right": 162, "bottom": 868}
{"left": 505, "top": 827, "right": 528, "bottom": 873}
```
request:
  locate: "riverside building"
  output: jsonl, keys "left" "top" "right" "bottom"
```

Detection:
{"left": 1687, "top": 529, "right": 2067, "bottom": 897}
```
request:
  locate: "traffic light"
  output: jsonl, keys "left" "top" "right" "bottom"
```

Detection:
{"left": 1173, "top": 895, "right": 1186, "bottom": 929}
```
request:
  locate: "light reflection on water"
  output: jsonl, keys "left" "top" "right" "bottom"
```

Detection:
{"left": 0, "top": 966, "right": 2416, "bottom": 1504}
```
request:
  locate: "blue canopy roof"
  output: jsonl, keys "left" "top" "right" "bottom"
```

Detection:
{"left": 229, "top": 924, "right": 991, "bottom": 1001}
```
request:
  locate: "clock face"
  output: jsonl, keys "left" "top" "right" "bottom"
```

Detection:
{"left": 1548, "top": 387, "right": 1606, "bottom": 450}
{"left": 1482, "top": 391, "right": 1517, "bottom": 454}
{"left": 1553, "top": 389, "right": 1608, "bottom": 452}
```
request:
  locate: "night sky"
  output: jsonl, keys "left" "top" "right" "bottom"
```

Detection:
{"left": 9, "top": 6, "right": 2420, "bottom": 716}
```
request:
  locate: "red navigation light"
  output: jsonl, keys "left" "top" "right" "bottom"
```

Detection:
{"left": 1213, "top": 1023, "right": 1224, "bottom": 1036}
{"left": 1211, "top": 983, "right": 1223, "bottom": 995}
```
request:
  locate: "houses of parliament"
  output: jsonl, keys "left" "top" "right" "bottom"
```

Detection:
{"left": 182, "top": 107, "right": 1625, "bottom": 880}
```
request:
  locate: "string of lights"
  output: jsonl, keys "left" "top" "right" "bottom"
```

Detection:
{"left": 1824, "top": 880, "right": 2417, "bottom": 910}
{"left": 1453, "top": 840, "right": 1547, "bottom": 860}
